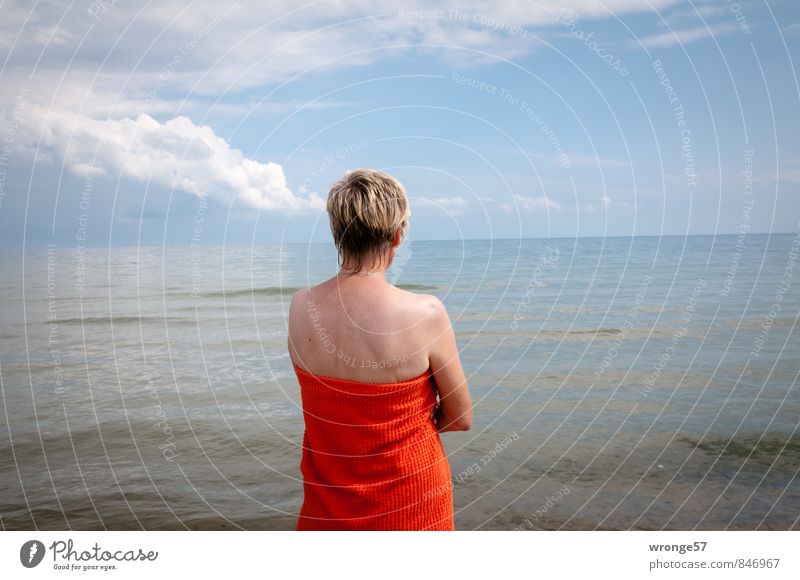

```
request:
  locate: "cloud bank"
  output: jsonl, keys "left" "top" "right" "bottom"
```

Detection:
{"left": 12, "top": 105, "right": 324, "bottom": 212}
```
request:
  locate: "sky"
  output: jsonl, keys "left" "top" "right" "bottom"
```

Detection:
{"left": 0, "top": 0, "right": 799, "bottom": 246}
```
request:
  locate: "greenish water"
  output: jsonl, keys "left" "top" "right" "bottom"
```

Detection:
{"left": 1, "top": 234, "right": 798, "bottom": 530}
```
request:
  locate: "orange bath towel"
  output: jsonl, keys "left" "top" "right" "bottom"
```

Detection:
{"left": 293, "top": 363, "right": 455, "bottom": 530}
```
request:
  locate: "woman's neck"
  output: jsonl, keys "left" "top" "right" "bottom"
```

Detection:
{"left": 338, "top": 250, "right": 395, "bottom": 279}
{"left": 337, "top": 267, "right": 387, "bottom": 280}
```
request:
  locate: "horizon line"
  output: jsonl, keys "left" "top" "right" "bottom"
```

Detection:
{"left": 4, "top": 230, "right": 798, "bottom": 249}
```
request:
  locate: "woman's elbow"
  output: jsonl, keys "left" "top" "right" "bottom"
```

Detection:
{"left": 454, "top": 409, "right": 473, "bottom": 431}
{"left": 437, "top": 411, "right": 472, "bottom": 432}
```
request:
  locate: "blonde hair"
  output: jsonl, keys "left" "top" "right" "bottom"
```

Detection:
{"left": 327, "top": 168, "right": 410, "bottom": 273}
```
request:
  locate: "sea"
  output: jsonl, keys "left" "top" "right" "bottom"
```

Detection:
{"left": 1, "top": 234, "right": 798, "bottom": 530}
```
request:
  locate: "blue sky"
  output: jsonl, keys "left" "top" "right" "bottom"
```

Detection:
{"left": 0, "top": 0, "right": 798, "bottom": 246}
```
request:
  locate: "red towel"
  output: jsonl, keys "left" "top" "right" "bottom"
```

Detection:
{"left": 294, "top": 364, "right": 455, "bottom": 530}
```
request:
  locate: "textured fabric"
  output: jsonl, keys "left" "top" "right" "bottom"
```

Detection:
{"left": 294, "top": 363, "right": 455, "bottom": 530}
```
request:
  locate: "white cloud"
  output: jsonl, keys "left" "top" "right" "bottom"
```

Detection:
{"left": 0, "top": 0, "right": 684, "bottom": 108}
{"left": 198, "top": 99, "right": 359, "bottom": 117}
{"left": 572, "top": 154, "right": 628, "bottom": 169}
{"left": 0, "top": 0, "right": 683, "bottom": 216}
{"left": 637, "top": 21, "right": 739, "bottom": 48}
{"left": 581, "top": 195, "right": 613, "bottom": 212}
{"left": 780, "top": 170, "right": 800, "bottom": 182}
{"left": 511, "top": 194, "right": 562, "bottom": 212}
{"left": 783, "top": 23, "right": 800, "bottom": 37}
{"left": 413, "top": 195, "right": 469, "bottom": 215}
{"left": 664, "top": 4, "right": 728, "bottom": 24}
{"left": 13, "top": 105, "right": 323, "bottom": 211}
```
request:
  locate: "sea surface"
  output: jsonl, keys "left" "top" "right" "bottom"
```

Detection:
{"left": 1, "top": 234, "right": 798, "bottom": 530}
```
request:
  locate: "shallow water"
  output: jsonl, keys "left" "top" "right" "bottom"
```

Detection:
{"left": 1, "top": 235, "right": 798, "bottom": 530}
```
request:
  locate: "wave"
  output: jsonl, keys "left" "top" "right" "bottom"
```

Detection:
{"left": 457, "top": 326, "right": 694, "bottom": 342}
{"left": 2, "top": 418, "right": 299, "bottom": 458}
{"left": 395, "top": 284, "right": 441, "bottom": 291}
{"left": 197, "top": 286, "right": 302, "bottom": 298}
{"left": 727, "top": 317, "right": 799, "bottom": 329}
{"left": 568, "top": 328, "right": 623, "bottom": 335}
{"left": 45, "top": 315, "right": 191, "bottom": 325}
{"left": 195, "top": 283, "right": 440, "bottom": 298}
{"left": 677, "top": 433, "right": 800, "bottom": 461}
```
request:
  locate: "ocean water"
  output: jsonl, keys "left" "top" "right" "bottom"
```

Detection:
{"left": 0, "top": 234, "right": 798, "bottom": 530}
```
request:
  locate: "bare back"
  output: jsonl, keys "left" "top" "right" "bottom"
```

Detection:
{"left": 288, "top": 275, "right": 440, "bottom": 383}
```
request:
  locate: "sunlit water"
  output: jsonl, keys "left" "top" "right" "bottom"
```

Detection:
{"left": 1, "top": 234, "right": 798, "bottom": 530}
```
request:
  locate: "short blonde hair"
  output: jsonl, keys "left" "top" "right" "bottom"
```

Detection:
{"left": 327, "top": 168, "right": 410, "bottom": 272}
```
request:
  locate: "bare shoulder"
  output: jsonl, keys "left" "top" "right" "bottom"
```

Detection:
{"left": 288, "top": 286, "right": 314, "bottom": 327}
{"left": 418, "top": 292, "right": 447, "bottom": 316}
{"left": 289, "top": 286, "right": 310, "bottom": 311}
{"left": 392, "top": 288, "right": 449, "bottom": 329}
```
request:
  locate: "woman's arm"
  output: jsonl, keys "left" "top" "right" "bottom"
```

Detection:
{"left": 425, "top": 297, "right": 472, "bottom": 432}
{"left": 286, "top": 288, "right": 306, "bottom": 367}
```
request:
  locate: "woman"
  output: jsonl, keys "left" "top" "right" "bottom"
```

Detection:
{"left": 287, "top": 168, "right": 473, "bottom": 531}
